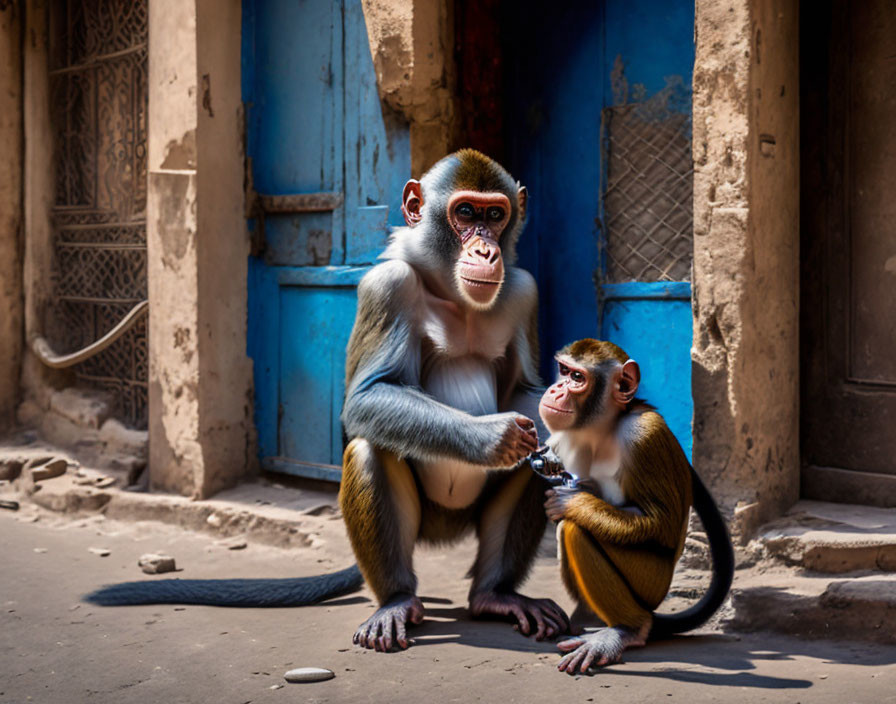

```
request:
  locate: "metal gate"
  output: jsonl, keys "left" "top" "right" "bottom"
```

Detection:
{"left": 47, "top": 0, "right": 149, "bottom": 428}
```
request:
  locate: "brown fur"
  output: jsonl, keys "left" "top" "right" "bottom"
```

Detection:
{"left": 559, "top": 338, "right": 629, "bottom": 367}
{"left": 563, "top": 411, "right": 691, "bottom": 553}
{"left": 453, "top": 148, "right": 514, "bottom": 194}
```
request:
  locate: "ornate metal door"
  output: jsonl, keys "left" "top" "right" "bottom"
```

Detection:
{"left": 47, "top": 0, "right": 149, "bottom": 428}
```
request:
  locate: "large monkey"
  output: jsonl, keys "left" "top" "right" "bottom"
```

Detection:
{"left": 339, "top": 149, "right": 569, "bottom": 650}
{"left": 84, "top": 150, "right": 568, "bottom": 649}
{"left": 535, "top": 339, "right": 733, "bottom": 674}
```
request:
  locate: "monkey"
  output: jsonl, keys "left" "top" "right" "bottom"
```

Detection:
{"left": 85, "top": 150, "right": 570, "bottom": 651}
{"left": 338, "top": 149, "right": 570, "bottom": 651}
{"left": 534, "top": 339, "right": 734, "bottom": 674}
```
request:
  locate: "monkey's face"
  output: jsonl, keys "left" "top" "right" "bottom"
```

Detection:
{"left": 539, "top": 355, "right": 599, "bottom": 431}
{"left": 446, "top": 191, "right": 510, "bottom": 309}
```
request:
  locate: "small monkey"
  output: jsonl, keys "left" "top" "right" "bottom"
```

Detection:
{"left": 537, "top": 339, "right": 733, "bottom": 674}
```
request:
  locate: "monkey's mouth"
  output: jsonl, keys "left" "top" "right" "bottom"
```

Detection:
{"left": 460, "top": 277, "right": 500, "bottom": 288}
{"left": 541, "top": 404, "right": 573, "bottom": 414}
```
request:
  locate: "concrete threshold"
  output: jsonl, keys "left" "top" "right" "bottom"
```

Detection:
{"left": 726, "top": 500, "right": 896, "bottom": 645}
{"left": 728, "top": 571, "right": 896, "bottom": 645}
{"left": 758, "top": 500, "right": 896, "bottom": 573}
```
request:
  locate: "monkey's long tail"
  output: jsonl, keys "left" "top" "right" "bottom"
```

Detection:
{"left": 650, "top": 468, "right": 734, "bottom": 638}
{"left": 84, "top": 564, "right": 363, "bottom": 607}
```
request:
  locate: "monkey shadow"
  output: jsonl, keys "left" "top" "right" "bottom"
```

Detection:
{"left": 409, "top": 615, "right": 825, "bottom": 690}
{"left": 409, "top": 604, "right": 564, "bottom": 655}
{"left": 594, "top": 634, "right": 815, "bottom": 689}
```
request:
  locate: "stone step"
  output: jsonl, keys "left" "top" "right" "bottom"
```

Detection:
{"left": 727, "top": 571, "right": 896, "bottom": 644}
{"left": 755, "top": 500, "right": 896, "bottom": 573}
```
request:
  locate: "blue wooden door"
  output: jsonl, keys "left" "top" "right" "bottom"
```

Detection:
{"left": 506, "top": 0, "right": 695, "bottom": 457}
{"left": 243, "top": 0, "right": 409, "bottom": 480}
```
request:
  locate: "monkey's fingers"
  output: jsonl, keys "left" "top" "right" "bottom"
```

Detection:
{"left": 395, "top": 616, "right": 409, "bottom": 650}
{"left": 534, "top": 609, "right": 564, "bottom": 640}
{"left": 536, "top": 598, "right": 572, "bottom": 634}
{"left": 353, "top": 621, "right": 373, "bottom": 649}
{"left": 579, "top": 648, "right": 599, "bottom": 673}
{"left": 557, "top": 637, "right": 586, "bottom": 652}
{"left": 558, "top": 646, "right": 588, "bottom": 675}
{"left": 375, "top": 619, "right": 394, "bottom": 652}
{"left": 529, "top": 607, "right": 551, "bottom": 641}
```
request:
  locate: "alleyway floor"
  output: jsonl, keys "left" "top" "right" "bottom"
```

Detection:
{"left": 1, "top": 505, "right": 894, "bottom": 704}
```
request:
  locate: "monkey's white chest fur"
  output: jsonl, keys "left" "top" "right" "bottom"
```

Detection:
{"left": 417, "top": 355, "right": 497, "bottom": 509}
{"left": 548, "top": 431, "right": 626, "bottom": 506}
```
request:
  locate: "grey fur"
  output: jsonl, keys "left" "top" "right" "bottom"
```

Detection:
{"left": 341, "top": 152, "right": 550, "bottom": 614}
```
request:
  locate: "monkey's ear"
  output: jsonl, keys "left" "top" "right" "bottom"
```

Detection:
{"left": 517, "top": 185, "right": 528, "bottom": 221}
{"left": 613, "top": 360, "right": 641, "bottom": 406}
{"left": 402, "top": 179, "right": 424, "bottom": 227}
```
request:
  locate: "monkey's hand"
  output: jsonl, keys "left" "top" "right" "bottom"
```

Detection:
{"left": 482, "top": 413, "right": 539, "bottom": 468}
{"left": 470, "top": 590, "right": 571, "bottom": 641}
{"left": 544, "top": 486, "right": 581, "bottom": 522}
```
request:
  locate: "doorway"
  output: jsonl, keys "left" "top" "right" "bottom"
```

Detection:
{"left": 801, "top": 0, "right": 896, "bottom": 507}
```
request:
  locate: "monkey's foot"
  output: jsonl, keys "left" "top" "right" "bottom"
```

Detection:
{"left": 556, "top": 625, "right": 647, "bottom": 675}
{"left": 353, "top": 593, "right": 424, "bottom": 652}
{"left": 469, "top": 590, "right": 571, "bottom": 641}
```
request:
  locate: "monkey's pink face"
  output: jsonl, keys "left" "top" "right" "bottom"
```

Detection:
{"left": 539, "top": 356, "right": 592, "bottom": 431}
{"left": 448, "top": 191, "right": 511, "bottom": 309}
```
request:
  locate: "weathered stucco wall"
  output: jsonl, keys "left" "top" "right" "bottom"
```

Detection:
{"left": 0, "top": 2, "right": 23, "bottom": 430}
{"left": 148, "top": 0, "right": 252, "bottom": 498}
{"left": 195, "top": 0, "right": 254, "bottom": 497}
{"left": 21, "top": 0, "right": 70, "bottom": 420}
{"left": 147, "top": 0, "right": 203, "bottom": 495}
{"left": 360, "top": 0, "right": 457, "bottom": 175}
{"left": 692, "top": 0, "right": 800, "bottom": 539}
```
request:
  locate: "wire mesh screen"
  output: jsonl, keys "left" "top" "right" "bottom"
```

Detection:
{"left": 48, "top": 0, "right": 149, "bottom": 428}
{"left": 602, "top": 103, "right": 693, "bottom": 282}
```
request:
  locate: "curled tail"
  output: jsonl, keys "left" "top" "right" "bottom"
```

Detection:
{"left": 650, "top": 468, "right": 734, "bottom": 638}
{"left": 85, "top": 564, "right": 363, "bottom": 608}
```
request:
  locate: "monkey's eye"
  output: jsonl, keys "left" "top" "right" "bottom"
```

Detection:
{"left": 456, "top": 203, "right": 475, "bottom": 219}
{"left": 487, "top": 207, "right": 505, "bottom": 221}
{"left": 558, "top": 363, "right": 570, "bottom": 377}
{"left": 570, "top": 371, "right": 586, "bottom": 384}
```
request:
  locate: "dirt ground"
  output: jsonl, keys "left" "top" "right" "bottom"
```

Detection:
{"left": 1, "top": 506, "right": 895, "bottom": 704}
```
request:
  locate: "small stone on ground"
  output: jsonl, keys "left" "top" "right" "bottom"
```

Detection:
{"left": 138, "top": 553, "right": 177, "bottom": 574}
{"left": 284, "top": 667, "right": 335, "bottom": 683}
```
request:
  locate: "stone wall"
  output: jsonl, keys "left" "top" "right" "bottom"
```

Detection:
{"left": 0, "top": 2, "right": 23, "bottom": 430}
{"left": 692, "top": 0, "right": 800, "bottom": 539}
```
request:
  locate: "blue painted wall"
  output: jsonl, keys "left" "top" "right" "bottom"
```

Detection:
{"left": 504, "top": 0, "right": 695, "bottom": 457}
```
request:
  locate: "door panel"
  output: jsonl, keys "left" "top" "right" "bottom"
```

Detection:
{"left": 602, "top": 284, "right": 693, "bottom": 458}
{"left": 243, "top": 0, "right": 410, "bottom": 479}
{"left": 801, "top": 0, "right": 896, "bottom": 505}
{"left": 278, "top": 286, "right": 357, "bottom": 468}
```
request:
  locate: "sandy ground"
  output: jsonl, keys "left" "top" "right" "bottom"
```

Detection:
{"left": 1, "top": 506, "right": 895, "bottom": 704}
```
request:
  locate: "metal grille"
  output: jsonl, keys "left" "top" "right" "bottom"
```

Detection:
{"left": 602, "top": 103, "right": 693, "bottom": 282}
{"left": 48, "top": 0, "right": 149, "bottom": 428}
